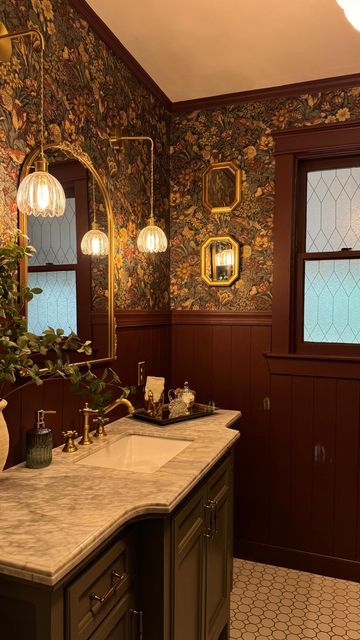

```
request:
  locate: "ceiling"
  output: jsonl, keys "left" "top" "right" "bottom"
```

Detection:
{"left": 87, "top": 0, "right": 360, "bottom": 102}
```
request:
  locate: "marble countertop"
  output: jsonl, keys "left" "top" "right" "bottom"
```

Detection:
{"left": 0, "top": 409, "right": 240, "bottom": 586}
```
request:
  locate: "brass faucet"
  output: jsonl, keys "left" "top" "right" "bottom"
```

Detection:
{"left": 79, "top": 396, "right": 135, "bottom": 443}
{"left": 79, "top": 403, "right": 98, "bottom": 445}
{"left": 103, "top": 396, "right": 135, "bottom": 416}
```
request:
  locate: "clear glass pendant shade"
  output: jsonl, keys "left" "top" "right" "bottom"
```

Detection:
{"left": 80, "top": 222, "right": 109, "bottom": 256}
{"left": 336, "top": 0, "right": 360, "bottom": 30}
{"left": 137, "top": 220, "right": 168, "bottom": 253}
{"left": 17, "top": 160, "right": 66, "bottom": 218}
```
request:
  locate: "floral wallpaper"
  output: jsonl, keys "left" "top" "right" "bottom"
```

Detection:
{"left": 0, "top": 0, "right": 170, "bottom": 310}
{"left": 170, "top": 90, "right": 360, "bottom": 311}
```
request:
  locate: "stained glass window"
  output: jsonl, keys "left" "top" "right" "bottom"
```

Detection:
{"left": 306, "top": 168, "right": 360, "bottom": 253}
{"left": 28, "top": 197, "right": 77, "bottom": 266}
{"left": 27, "top": 271, "right": 77, "bottom": 335}
{"left": 303, "top": 167, "right": 360, "bottom": 345}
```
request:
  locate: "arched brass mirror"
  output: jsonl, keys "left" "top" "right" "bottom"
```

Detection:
{"left": 201, "top": 235, "right": 240, "bottom": 286}
{"left": 18, "top": 142, "right": 115, "bottom": 364}
{"left": 203, "top": 161, "right": 241, "bottom": 213}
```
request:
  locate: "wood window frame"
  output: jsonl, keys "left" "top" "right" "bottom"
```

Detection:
{"left": 271, "top": 119, "right": 360, "bottom": 363}
{"left": 28, "top": 160, "right": 92, "bottom": 342}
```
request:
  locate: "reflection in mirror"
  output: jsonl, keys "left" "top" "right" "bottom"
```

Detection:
{"left": 203, "top": 161, "right": 241, "bottom": 213}
{"left": 201, "top": 236, "right": 240, "bottom": 287}
{"left": 19, "top": 144, "right": 115, "bottom": 364}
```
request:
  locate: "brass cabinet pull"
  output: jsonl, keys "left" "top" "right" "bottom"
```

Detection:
{"left": 212, "top": 500, "right": 218, "bottom": 537}
{"left": 90, "top": 570, "right": 126, "bottom": 611}
{"left": 203, "top": 502, "right": 213, "bottom": 538}
{"left": 129, "top": 609, "right": 143, "bottom": 640}
{"left": 203, "top": 500, "right": 217, "bottom": 539}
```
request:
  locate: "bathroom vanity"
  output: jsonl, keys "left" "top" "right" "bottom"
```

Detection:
{"left": 0, "top": 410, "right": 240, "bottom": 640}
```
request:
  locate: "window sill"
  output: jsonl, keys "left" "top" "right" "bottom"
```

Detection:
{"left": 265, "top": 352, "right": 360, "bottom": 379}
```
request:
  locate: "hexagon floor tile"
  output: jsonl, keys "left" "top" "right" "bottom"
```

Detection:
{"left": 230, "top": 559, "right": 360, "bottom": 640}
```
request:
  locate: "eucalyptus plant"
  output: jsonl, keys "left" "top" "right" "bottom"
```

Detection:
{"left": 0, "top": 232, "right": 128, "bottom": 412}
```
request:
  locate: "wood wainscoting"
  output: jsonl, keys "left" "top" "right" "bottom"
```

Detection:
{"left": 172, "top": 311, "right": 360, "bottom": 581}
{"left": 4, "top": 310, "right": 171, "bottom": 469}
{"left": 171, "top": 310, "right": 273, "bottom": 570}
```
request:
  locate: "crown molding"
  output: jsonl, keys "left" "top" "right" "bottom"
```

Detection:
{"left": 68, "top": 0, "right": 172, "bottom": 111}
{"left": 67, "top": 1, "right": 360, "bottom": 115}
{"left": 171, "top": 72, "right": 360, "bottom": 113}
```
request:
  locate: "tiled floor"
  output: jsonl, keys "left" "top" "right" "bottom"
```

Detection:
{"left": 230, "top": 559, "right": 360, "bottom": 640}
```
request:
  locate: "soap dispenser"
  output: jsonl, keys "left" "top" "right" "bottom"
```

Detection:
{"left": 26, "top": 410, "right": 55, "bottom": 469}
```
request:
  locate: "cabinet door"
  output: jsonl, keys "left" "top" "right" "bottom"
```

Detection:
{"left": 205, "top": 456, "right": 232, "bottom": 640}
{"left": 89, "top": 590, "right": 135, "bottom": 640}
{"left": 172, "top": 483, "right": 207, "bottom": 640}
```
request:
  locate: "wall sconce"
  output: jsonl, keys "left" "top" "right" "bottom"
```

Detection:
{"left": 110, "top": 130, "right": 168, "bottom": 253}
{"left": 81, "top": 176, "right": 109, "bottom": 256}
{"left": 336, "top": 0, "right": 360, "bottom": 30}
{"left": 0, "top": 21, "right": 66, "bottom": 218}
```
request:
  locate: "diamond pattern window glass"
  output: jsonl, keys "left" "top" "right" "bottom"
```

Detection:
{"left": 306, "top": 168, "right": 360, "bottom": 252}
{"left": 27, "top": 271, "right": 77, "bottom": 335}
{"left": 304, "top": 259, "right": 360, "bottom": 344}
{"left": 28, "top": 197, "right": 77, "bottom": 266}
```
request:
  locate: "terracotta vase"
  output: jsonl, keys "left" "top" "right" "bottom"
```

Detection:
{"left": 0, "top": 399, "right": 9, "bottom": 472}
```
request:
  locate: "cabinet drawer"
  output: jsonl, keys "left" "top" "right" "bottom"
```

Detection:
{"left": 66, "top": 534, "right": 134, "bottom": 640}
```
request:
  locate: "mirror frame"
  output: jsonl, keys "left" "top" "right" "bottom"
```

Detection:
{"left": 18, "top": 141, "right": 116, "bottom": 365}
{"left": 203, "top": 161, "right": 241, "bottom": 213}
{"left": 201, "top": 235, "right": 240, "bottom": 287}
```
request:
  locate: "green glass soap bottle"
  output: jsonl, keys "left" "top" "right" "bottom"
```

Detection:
{"left": 26, "top": 409, "right": 55, "bottom": 468}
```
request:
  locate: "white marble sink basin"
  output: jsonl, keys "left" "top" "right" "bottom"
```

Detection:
{"left": 76, "top": 434, "right": 191, "bottom": 473}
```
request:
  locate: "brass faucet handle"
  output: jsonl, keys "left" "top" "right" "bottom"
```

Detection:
{"left": 62, "top": 430, "right": 78, "bottom": 453}
{"left": 93, "top": 416, "right": 109, "bottom": 439}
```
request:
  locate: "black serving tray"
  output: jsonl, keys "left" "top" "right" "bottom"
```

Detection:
{"left": 129, "top": 403, "right": 217, "bottom": 426}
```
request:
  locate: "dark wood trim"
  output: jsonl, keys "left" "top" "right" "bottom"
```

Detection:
{"left": 272, "top": 120, "right": 360, "bottom": 354}
{"left": 171, "top": 311, "right": 272, "bottom": 326}
{"left": 172, "top": 74, "right": 360, "bottom": 113}
{"left": 115, "top": 309, "right": 172, "bottom": 327}
{"left": 68, "top": 0, "right": 172, "bottom": 111}
{"left": 266, "top": 352, "right": 360, "bottom": 379}
{"left": 235, "top": 540, "right": 360, "bottom": 583}
{"left": 28, "top": 264, "right": 77, "bottom": 273}
{"left": 273, "top": 119, "right": 360, "bottom": 155}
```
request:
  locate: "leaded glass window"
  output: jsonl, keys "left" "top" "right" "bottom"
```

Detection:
{"left": 300, "top": 161, "right": 360, "bottom": 348}
{"left": 27, "top": 196, "right": 78, "bottom": 335}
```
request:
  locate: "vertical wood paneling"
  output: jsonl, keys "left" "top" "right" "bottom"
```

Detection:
{"left": 312, "top": 378, "right": 336, "bottom": 556}
{"left": 171, "top": 325, "right": 196, "bottom": 389}
{"left": 290, "top": 376, "right": 314, "bottom": 551}
{"left": 246, "top": 326, "right": 271, "bottom": 543}
{"left": 193, "top": 325, "right": 213, "bottom": 404}
{"left": 212, "top": 326, "right": 232, "bottom": 408}
{"left": 269, "top": 375, "right": 292, "bottom": 547}
{"left": 333, "top": 379, "right": 359, "bottom": 560}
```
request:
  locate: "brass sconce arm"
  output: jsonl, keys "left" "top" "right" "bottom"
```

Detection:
{"left": 0, "top": 22, "right": 45, "bottom": 62}
{"left": 110, "top": 129, "right": 155, "bottom": 223}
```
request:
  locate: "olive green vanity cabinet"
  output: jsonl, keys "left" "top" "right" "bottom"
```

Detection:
{"left": 172, "top": 454, "right": 233, "bottom": 640}
{"left": 0, "top": 450, "right": 234, "bottom": 640}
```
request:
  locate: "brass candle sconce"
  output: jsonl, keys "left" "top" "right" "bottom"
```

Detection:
{"left": 201, "top": 235, "right": 240, "bottom": 286}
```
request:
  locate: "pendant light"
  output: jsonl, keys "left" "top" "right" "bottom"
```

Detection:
{"left": 110, "top": 132, "right": 168, "bottom": 253}
{"left": 336, "top": 0, "right": 360, "bottom": 31}
{"left": 0, "top": 22, "right": 66, "bottom": 217}
{"left": 80, "top": 175, "right": 109, "bottom": 256}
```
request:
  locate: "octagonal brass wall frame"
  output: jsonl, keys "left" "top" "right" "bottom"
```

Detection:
{"left": 203, "top": 161, "right": 241, "bottom": 213}
{"left": 201, "top": 235, "right": 240, "bottom": 287}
